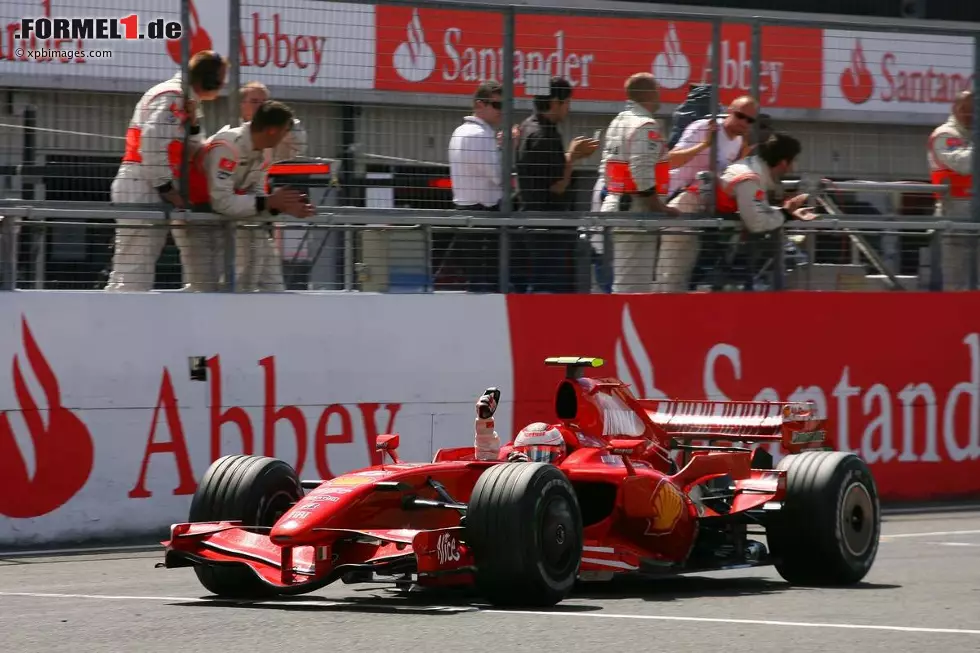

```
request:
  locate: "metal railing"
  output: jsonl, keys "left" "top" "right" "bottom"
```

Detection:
{"left": 0, "top": 0, "right": 977, "bottom": 293}
{"left": 1, "top": 173, "right": 978, "bottom": 292}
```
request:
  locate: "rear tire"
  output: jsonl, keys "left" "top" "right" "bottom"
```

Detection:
{"left": 187, "top": 454, "right": 303, "bottom": 598}
{"left": 465, "top": 463, "right": 583, "bottom": 607}
{"left": 766, "top": 451, "right": 880, "bottom": 585}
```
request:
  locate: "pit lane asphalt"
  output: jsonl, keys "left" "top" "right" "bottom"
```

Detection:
{"left": 2, "top": 509, "right": 980, "bottom": 652}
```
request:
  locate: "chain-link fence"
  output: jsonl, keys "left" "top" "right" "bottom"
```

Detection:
{"left": 0, "top": 0, "right": 977, "bottom": 292}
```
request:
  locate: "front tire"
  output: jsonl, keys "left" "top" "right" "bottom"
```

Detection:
{"left": 187, "top": 454, "right": 303, "bottom": 598}
{"left": 766, "top": 451, "right": 880, "bottom": 585}
{"left": 465, "top": 463, "right": 583, "bottom": 607}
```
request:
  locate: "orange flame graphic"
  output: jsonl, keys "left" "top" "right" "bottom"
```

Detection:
{"left": 167, "top": 0, "right": 213, "bottom": 66}
{"left": 0, "top": 317, "right": 94, "bottom": 518}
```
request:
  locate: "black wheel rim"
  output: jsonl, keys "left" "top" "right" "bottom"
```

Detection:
{"left": 840, "top": 481, "right": 874, "bottom": 557}
{"left": 256, "top": 489, "right": 297, "bottom": 527}
{"left": 538, "top": 495, "right": 578, "bottom": 578}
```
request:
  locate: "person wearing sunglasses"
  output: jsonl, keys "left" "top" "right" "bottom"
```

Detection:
{"left": 652, "top": 96, "right": 760, "bottom": 292}
{"left": 447, "top": 81, "right": 507, "bottom": 291}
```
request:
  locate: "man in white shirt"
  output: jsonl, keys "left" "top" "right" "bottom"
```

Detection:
{"left": 449, "top": 81, "right": 504, "bottom": 210}
{"left": 654, "top": 95, "right": 758, "bottom": 291}
{"left": 446, "top": 82, "right": 504, "bottom": 291}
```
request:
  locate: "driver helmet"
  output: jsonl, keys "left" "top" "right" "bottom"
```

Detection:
{"left": 513, "top": 422, "right": 568, "bottom": 464}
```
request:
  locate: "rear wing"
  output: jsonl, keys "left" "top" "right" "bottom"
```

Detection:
{"left": 638, "top": 399, "right": 827, "bottom": 454}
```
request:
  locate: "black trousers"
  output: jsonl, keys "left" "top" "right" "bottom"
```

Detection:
{"left": 431, "top": 203, "right": 500, "bottom": 292}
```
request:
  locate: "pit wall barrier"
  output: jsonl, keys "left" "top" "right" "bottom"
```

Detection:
{"left": 0, "top": 291, "right": 977, "bottom": 547}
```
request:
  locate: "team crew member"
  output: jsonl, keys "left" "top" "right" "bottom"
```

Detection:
{"left": 105, "top": 50, "right": 226, "bottom": 291}
{"left": 671, "top": 133, "right": 816, "bottom": 234}
{"left": 654, "top": 95, "right": 760, "bottom": 291}
{"left": 928, "top": 90, "right": 975, "bottom": 289}
{"left": 196, "top": 101, "right": 314, "bottom": 291}
{"left": 213, "top": 81, "right": 309, "bottom": 290}
{"left": 234, "top": 81, "right": 309, "bottom": 162}
{"left": 599, "top": 72, "right": 680, "bottom": 293}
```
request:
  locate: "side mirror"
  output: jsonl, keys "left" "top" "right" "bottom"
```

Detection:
{"left": 376, "top": 434, "right": 401, "bottom": 464}
{"left": 607, "top": 439, "right": 645, "bottom": 475}
{"left": 608, "top": 439, "right": 645, "bottom": 456}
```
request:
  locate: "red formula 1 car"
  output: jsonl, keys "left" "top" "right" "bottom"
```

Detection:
{"left": 161, "top": 356, "right": 881, "bottom": 607}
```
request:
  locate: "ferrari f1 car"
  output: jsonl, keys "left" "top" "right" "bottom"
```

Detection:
{"left": 161, "top": 356, "right": 880, "bottom": 607}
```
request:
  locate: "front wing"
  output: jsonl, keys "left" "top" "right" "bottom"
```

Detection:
{"left": 162, "top": 522, "right": 475, "bottom": 592}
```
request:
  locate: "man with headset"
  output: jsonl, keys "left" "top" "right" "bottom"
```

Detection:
{"left": 105, "top": 50, "right": 227, "bottom": 291}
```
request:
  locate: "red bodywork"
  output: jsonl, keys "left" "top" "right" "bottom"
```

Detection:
{"left": 162, "top": 359, "right": 828, "bottom": 592}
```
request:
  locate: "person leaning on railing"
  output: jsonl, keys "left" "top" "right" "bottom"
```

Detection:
{"left": 927, "top": 90, "right": 975, "bottom": 290}
{"left": 658, "top": 133, "right": 817, "bottom": 290}
{"left": 184, "top": 100, "right": 314, "bottom": 292}
{"left": 105, "top": 50, "right": 226, "bottom": 292}
{"left": 652, "top": 95, "right": 760, "bottom": 292}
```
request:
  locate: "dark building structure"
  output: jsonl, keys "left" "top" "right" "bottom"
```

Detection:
{"left": 615, "top": 0, "right": 978, "bottom": 22}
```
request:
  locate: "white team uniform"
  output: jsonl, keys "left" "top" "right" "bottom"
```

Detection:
{"left": 106, "top": 72, "right": 205, "bottom": 291}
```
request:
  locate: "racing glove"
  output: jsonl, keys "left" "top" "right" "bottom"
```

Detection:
{"left": 474, "top": 387, "right": 501, "bottom": 461}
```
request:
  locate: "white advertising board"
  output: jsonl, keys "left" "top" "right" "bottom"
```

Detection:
{"left": 0, "top": 292, "right": 512, "bottom": 546}
{"left": 822, "top": 29, "right": 975, "bottom": 115}
{"left": 0, "top": 0, "right": 375, "bottom": 90}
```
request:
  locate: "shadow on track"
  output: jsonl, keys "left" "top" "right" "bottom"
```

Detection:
{"left": 166, "top": 571, "right": 899, "bottom": 616}
{"left": 572, "top": 574, "right": 901, "bottom": 603}
{"left": 168, "top": 584, "right": 601, "bottom": 615}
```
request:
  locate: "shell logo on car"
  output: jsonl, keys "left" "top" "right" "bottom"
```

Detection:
{"left": 646, "top": 478, "right": 685, "bottom": 534}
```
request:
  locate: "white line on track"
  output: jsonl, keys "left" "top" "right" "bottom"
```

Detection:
{"left": 0, "top": 545, "right": 157, "bottom": 557}
{"left": 881, "top": 529, "right": 980, "bottom": 540}
{"left": 0, "top": 591, "right": 978, "bottom": 635}
{"left": 882, "top": 503, "right": 980, "bottom": 515}
{"left": 483, "top": 609, "right": 980, "bottom": 635}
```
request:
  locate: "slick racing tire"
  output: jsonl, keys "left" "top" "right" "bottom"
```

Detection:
{"left": 187, "top": 454, "right": 303, "bottom": 598}
{"left": 465, "top": 462, "right": 583, "bottom": 607}
{"left": 766, "top": 451, "right": 880, "bottom": 586}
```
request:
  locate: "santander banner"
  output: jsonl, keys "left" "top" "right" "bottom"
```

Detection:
{"left": 822, "top": 29, "right": 975, "bottom": 114}
{"left": 508, "top": 293, "right": 980, "bottom": 504}
{"left": 1, "top": 0, "right": 971, "bottom": 119}
{"left": 374, "top": 5, "right": 823, "bottom": 108}
{"left": 1, "top": 290, "right": 978, "bottom": 546}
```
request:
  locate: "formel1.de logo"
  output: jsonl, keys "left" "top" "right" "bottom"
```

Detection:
{"left": 166, "top": 0, "right": 212, "bottom": 66}
{"left": 840, "top": 38, "right": 874, "bottom": 105}
{"left": 651, "top": 23, "right": 690, "bottom": 91}
{"left": 0, "top": 316, "right": 94, "bottom": 518}
{"left": 393, "top": 8, "right": 436, "bottom": 82}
